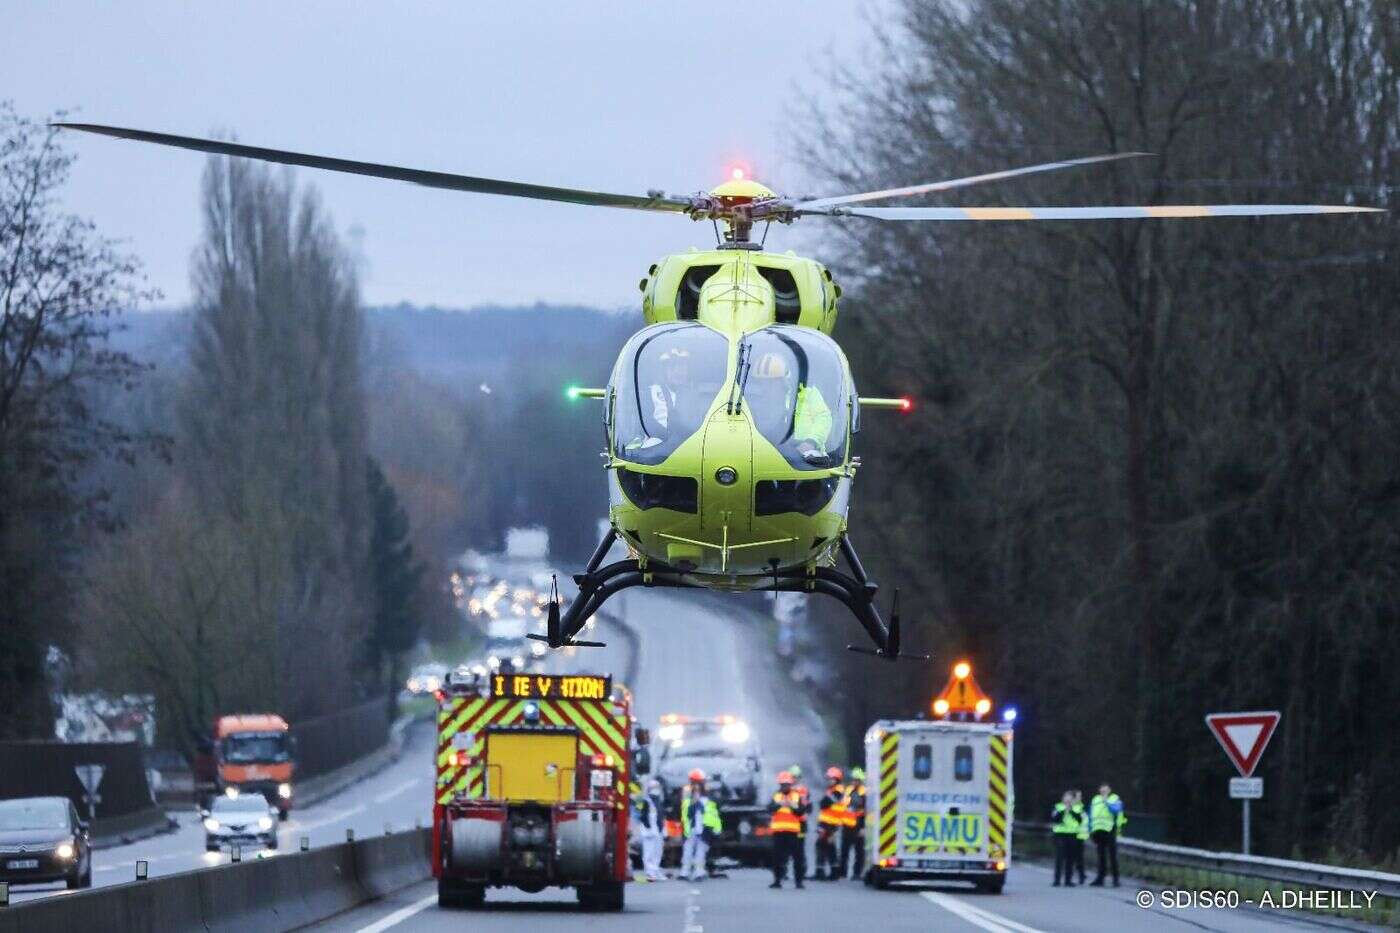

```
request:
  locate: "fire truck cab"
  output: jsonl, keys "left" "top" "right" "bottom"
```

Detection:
{"left": 433, "top": 669, "right": 644, "bottom": 910}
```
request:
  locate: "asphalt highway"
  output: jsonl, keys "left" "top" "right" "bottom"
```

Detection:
{"left": 6, "top": 723, "right": 436, "bottom": 906}
{"left": 8, "top": 558, "right": 1370, "bottom": 931}
{"left": 309, "top": 562, "right": 1366, "bottom": 933}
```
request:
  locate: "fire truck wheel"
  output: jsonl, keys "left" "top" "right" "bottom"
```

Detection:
{"left": 576, "top": 881, "right": 625, "bottom": 911}
{"left": 438, "top": 876, "right": 485, "bottom": 909}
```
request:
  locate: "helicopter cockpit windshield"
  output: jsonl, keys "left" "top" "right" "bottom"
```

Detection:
{"left": 741, "top": 326, "right": 849, "bottom": 470}
{"left": 612, "top": 323, "right": 729, "bottom": 466}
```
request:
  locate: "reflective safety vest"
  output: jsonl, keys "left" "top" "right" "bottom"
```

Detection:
{"left": 846, "top": 781, "right": 867, "bottom": 828}
{"left": 793, "top": 383, "right": 833, "bottom": 448}
{"left": 1089, "top": 793, "right": 1126, "bottom": 834}
{"left": 1071, "top": 802, "right": 1089, "bottom": 841}
{"left": 769, "top": 791, "right": 804, "bottom": 834}
{"left": 1051, "top": 802, "right": 1080, "bottom": 835}
{"left": 681, "top": 795, "right": 722, "bottom": 837}
{"left": 819, "top": 783, "right": 851, "bottom": 827}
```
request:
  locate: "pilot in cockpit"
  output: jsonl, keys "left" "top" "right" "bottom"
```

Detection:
{"left": 747, "top": 352, "right": 832, "bottom": 465}
{"left": 627, "top": 345, "right": 708, "bottom": 452}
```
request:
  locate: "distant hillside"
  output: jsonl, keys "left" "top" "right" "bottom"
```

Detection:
{"left": 366, "top": 303, "right": 635, "bottom": 387}
{"left": 112, "top": 303, "right": 636, "bottom": 388}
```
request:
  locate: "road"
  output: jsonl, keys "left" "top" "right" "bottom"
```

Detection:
{"left": 308, "top": 561, "right": 1362, "bottom": 933}
{"left": 7, "top": 558, "right": 1367, "bottom": 930}
{"left": 6, "top": 726, "right": 435, "bottom": 906}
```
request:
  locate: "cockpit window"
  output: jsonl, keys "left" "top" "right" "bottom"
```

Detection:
{"left": 741, "top": 326, "right": 849, "bottom": 470}
{"left": 612, "top": 323, "right": 730, "bottom": 466}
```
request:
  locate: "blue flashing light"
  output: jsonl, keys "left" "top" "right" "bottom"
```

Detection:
{"left": 1002, "top": 707, "right": 1018, "bottom": 723}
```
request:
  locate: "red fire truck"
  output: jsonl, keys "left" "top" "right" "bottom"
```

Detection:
{"left": 433, "top": 669, "right": 647, "bottom": 910}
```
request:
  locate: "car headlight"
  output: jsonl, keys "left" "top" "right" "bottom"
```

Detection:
{"left": 224, "top": 786, "right": 239, "bottom": 798}
{"left": 204, "top": 818, "right": 221, "bottom": 832}
{"left": 277, "top": 782, "right": 292, "bottom": 799}
{"left": 720, "top": 721, "right": 750, "bottom": 744}
{"left": 258, "top": 816, "right": 274, "bottom": 831}
{"left": 55, "top": 841, "right": 76, "bottom": 860}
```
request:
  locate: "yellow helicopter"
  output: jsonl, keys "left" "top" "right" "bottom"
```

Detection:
{"left": 57, "top": 123, "right": 1380, "bottom": 659}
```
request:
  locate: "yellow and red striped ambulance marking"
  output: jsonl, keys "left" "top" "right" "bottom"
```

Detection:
{"left": 878, "top": 732, "right": 899, "bottom": 859}
{"left": 987, "top": 732, "right": 1010, "bottom": 857}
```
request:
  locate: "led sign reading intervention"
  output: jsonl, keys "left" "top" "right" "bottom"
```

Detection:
{"left": 491, "top": 674, "right": 611, "bottom": 700}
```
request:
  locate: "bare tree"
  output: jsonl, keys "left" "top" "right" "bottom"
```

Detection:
{"left": 0, "top": 103, "right": 157, "bottom": 737}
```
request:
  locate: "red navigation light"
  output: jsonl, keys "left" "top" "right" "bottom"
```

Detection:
{"left": 731, "top": 167, "right": 745, "bottom": 180}
{"left": 900, "top": 396, "right": 913, "bottom": 412}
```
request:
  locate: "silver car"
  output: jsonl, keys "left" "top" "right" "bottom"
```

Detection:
{"left": 203, "top": 792, "right": 279, "bottom": 852}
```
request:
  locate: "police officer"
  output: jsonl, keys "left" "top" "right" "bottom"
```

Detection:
{"left": 1071, "top": 789, "right": 1088, "bottom": 885}
{"left": 680, "top": 769, "right": 721, "bottom": 881}
{"left": 767, "top": 771, "right": 809, "bottom": 889}
{"left": 814, "top": 766, "right": 848, "bottom": 880}
{"left": 1089, "top": 783, "right": 1126, "bottom": 887}
{"left": 1051, "top": 790, "right": 1081, "bottom": 886}
{"left": 840, "top": 766, "right": 866, "bottom": 880}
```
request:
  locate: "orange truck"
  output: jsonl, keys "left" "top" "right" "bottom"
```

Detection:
{"left": 196, "top": 714, "right": 297, "bottom": 820}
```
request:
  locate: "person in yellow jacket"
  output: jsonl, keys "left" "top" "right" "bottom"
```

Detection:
{"left": 1089, "top": 783, "right": 1127, "bottom": 887}
{"left": 1071, "top": 789, "right": 1088, "bottom": 884}
{"left": 680, "top": 769, "right": 721, "bottom": 881}
{"left": 767, "top": 771, "right": 810, "bottom": 889}
{"left": 1050, "top": 790, "right": 1082, "bottom": 887}
{"left": 747, "top": 353, "right": 834, "bottom": 466}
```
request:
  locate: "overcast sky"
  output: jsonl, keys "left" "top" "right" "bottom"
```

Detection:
{"left": 6, "top": 2, "right": 882, "bottom": 309}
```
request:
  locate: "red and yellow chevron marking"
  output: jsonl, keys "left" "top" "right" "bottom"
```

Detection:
{"left": 987, "top": 732, "right": 1010, "bottom": 857}
{"left": 435, "top": 694, "right": 632, "bottom": 806}
{"left": 878, "top": 731, "right": 899, "bottom": 858}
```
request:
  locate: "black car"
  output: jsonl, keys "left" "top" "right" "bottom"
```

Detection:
{"left": 0, "top": 796, "right": 92, "bottom": 889}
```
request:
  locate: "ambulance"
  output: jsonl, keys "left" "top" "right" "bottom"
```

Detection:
{"left": 863, "top": 718, "right": 1014, "bottom": 893}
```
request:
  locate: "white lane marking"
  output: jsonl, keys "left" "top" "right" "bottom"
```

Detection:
{"left": 372, "top": 779, "right": 419, "bottom": 804}
{"left": 351, "top": 892, "right": 437, "bottom": 933}
{"left": 922, "top": 891, "right": 1048, "bottom": 933}
{"left": 683, "top": 884, "right": 703, "bottom": 932}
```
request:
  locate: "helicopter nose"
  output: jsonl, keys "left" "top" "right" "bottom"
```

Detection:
{"left": 699, "top": 414, "right": 753, "bottom": 568}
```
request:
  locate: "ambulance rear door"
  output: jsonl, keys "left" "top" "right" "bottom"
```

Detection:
{"left": 895, "top": 725, "right": 989, "bottom": 869}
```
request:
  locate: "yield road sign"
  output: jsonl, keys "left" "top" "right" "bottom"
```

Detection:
{"left": 75, "top": 764, "right": 106, "bottom": 795}
{"left": 1229, "top": 777, "right": 1263, "bottom": 799}
{"left": 1205, "top": 711, "right": 1280, "bottom": 778}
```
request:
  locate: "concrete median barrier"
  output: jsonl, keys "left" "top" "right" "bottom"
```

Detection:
{"left": 352, "top": 828, "right": 432, "bottom": 898}
{"left": 0, "top": 828, "right": 433, "bottom": 932}
{"left": 296, "top": 841, "right": 372, "bottom": 923}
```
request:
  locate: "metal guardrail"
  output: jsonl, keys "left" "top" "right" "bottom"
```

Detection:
{"left": 1018, "top": 822, "right": 1400, "bottom": 899}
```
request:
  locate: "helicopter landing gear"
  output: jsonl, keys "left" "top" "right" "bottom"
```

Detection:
{"left": 759, "top": 534, "right": 929, "bottom": 662}
{"left": 527, "top": 528, "right": 701, "bottom": 649}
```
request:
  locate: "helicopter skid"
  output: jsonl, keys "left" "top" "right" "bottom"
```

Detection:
{"left": 540, "top": 531, "right": 920, "bottom": 660}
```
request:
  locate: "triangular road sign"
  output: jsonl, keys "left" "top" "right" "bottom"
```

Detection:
{"left": 1205, "top": 711, "right": 1280, "bottom": 777}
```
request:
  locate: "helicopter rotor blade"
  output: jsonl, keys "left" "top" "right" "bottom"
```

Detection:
{"left": 806, "top": 204, "right": 1383, "bottom": 221}
{"left": 793, "top": 152, "right": 1152, "bottom": 210}
{"left": 53, "top": 123, "right": 698, "bottom": 214}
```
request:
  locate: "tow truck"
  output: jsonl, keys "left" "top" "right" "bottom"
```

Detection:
{"left": 653, "top": 714, "right": 769, "bottom": 866}
{"left": 864, "top": 661, "right": 1015, "bottom": 893}
{"left": 433, "top": 669, "right": 649, "bottom": 910}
